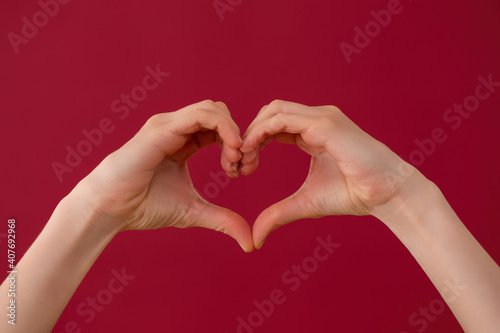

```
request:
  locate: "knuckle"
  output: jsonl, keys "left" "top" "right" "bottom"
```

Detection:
{"left": 215, "top": 101, "right": 228, "bottom": 109}
{"left": 202, "top": 98, "right": 215, "bottom": 104}
{"left": 146, "top": 113, "right": 162, "bottom": 124}
{"left": 320, "top": 105, "right": 345, "bottom": 127}
{"left": 200, "top": 99, "right": 216, "bottom": 108}
{"left": 143, "top": 113, "right": 163, "bottom": 131}
{"left": 271, "top": 112, "right": 287, "bottom": 129}
{"left": 324, "top": 104, "right": 341, "bottom": 113}
{"left": 258, "top": 104, "right": 270, "bottom": 116}
{"left": 269, "top": 99, "right": 286, "bottom": 110}
{"left": 192, "top": 107, "right": 210, "bottom": 119}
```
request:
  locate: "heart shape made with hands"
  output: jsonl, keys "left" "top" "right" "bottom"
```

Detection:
{"left": 208, "top": 101, "right": 341, "bottom": 252}
{"left": 99, "top": 99, "right": 407, "bottom": 254}
{"left": 179, "top": 100, "right": 406, "bottom": 253}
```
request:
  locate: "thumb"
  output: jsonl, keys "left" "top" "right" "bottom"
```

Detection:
{"left": 252, "top": 190, "right": 314, "bottom": 250}
{"left": 190, "top": 199, "right": 254, "bottom": 252}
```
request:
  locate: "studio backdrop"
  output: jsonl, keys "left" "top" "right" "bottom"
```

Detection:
{"left": 1, "top": 0, "right": 500, "bottom": 332}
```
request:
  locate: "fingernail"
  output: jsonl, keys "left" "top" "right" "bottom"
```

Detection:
{"left": 238, "top": 150, "right": 243, "bottom": 159}
{"left": 238, "top": 135, "right": 243, "bottom": 143}
{"left": 256, "top": 235, "right": 268, "bottom": 250}
{"left": 240, "top": 164, "right": 246, "bottom": 175}
{"left": 237, "top": 240, "right": 247, "bottom": 252}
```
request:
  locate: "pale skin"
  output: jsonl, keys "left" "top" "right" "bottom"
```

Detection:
{"left": 1, "top": 100, "right": 499, "bottom": 332}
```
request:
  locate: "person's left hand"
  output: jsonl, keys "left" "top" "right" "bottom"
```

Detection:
{"left": 239, "top": 100, "right": 418, "bottom": 249}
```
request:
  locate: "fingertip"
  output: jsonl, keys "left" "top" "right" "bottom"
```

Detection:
{"left": 223, "top": 211, "right": 254, "bottom": 253}
{"left": 240, "top": 150, "right": 259, "bottom": 176}
{"left": 240, "top": 164, "right": 247, "bottom": 176}
{"left": 239, "top": 137, "right": 254, "bottom": 153}
{"left": 240, "top": 162, "right": 258, "bottom": 176}
{"left": 226, "top": 171, "right": 238, "bottom": 179}
{"left": 240, "top": 150, "right": 257, "bottom": 165}
{"left": 234, "top": 162, "right": 241, "bottom": 174}
{"left": 236, "top": 235, "right": 254, "bottom": 253}
{"left": 222, "top": 141, "right": 240, "bottom": 164}
{"left": 252, "top": 201, "right": 296, "bottom": 250}
{"left": 251, "top": 212, "right": 272, "bottom": 250}
{"left": 238, "top": 240, "right": 254, "bottom": 253}
{"left": 253, "top": 228, "right": 269, "bottom": 251}
{"left": 255, "top": 236, "right": 267, "bottom": 250}
{"left": 221, "top": 152, "right": 235, "bottom": 175}
{"left": 215, "top": 101, "right": 228, "bottom": 109}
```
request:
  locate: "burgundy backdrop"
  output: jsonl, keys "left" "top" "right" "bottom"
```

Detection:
{"left": 1, "top": 0, "right": 500, "bottom": 332}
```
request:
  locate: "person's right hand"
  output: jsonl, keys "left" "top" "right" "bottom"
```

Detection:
{"left": 240, "top": 100, "right": 425, "bottom": 249}
{"left": 70, "top": 100, "right": 253, "bottom": 252}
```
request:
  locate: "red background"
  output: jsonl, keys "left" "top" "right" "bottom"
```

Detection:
{"left": 1, "top": 0, "right": 500, "bottom": 332}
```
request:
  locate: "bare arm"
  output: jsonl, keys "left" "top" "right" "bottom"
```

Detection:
{"left": 374, "top": 178, "right": 500, "bottom": 332}
{"left": 240, "top": 100, "right": 500, "bottom": 332}
{"left": 0, "top": 100, "right": 253, "bottom": 332}
{"left": 0, "top": 195, "right": 118, "bottom": 332}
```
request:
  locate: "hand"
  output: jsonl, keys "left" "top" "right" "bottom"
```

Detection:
{"left": 72, "top": 100, "right": 253, "bottom": 252}
{"left": 240, "top": 100, "right": 422, "bottom": 249}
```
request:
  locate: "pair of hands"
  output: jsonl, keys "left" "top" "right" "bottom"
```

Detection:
{"left": 75, "top": 100, "right": 418, "bottom": 252}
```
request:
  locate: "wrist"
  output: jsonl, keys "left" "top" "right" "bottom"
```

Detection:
{"left": 371, "top": 174, "right": 461, "bottom": 261}
{"left": 371, "top": 169, "right": 450, "bottom": 233}
{"left": 42, "top": 192, "right": 119, "bottom": 274}
{"left": 6, "top": 185, "right": 119, "bottom": 332}
{"left": 57, "top": 184, "right": 122, "bottom": 241}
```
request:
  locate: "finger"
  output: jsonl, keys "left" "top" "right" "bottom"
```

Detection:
{"left": 214, "top": 100, "right": 242, "bottom": 142}
{"left": 189, "top": 199, "right": 254, "bottom": 252}
{"left": 221, "top": 148, "right": 240, "bottom": 178}
{"left": 273, "top": 132, "right": 299, "bottom": 145}
{"left": 240, "top": 113, "right": 325, "bottom": 176}
{"left": 173, "top": 107, "right": 241, "bottom": 150}
{"left": 242, "top": 104, "right": 270, "bottom": 140}
{"left": 240, "top": 136, "right": 281, "bottom": 176}
{"left": 221, "top": 138, "right": 241, "bottom": 163}
{"left": 240, "top": 148, "right": 258, "bottom": 166}
{"left": 214, "top": 101, "right": 233, "bottom": 119}
{"left": 243, "top": 110, "right": 334, "bottom": 153}
{"left": 240, "top": 101, "right": 300, "bottom": 175}
{"left": 252, "top": 190, "right": 314, "bottom": 250}
{"left": 171, "top": 130, "right": 236, "bottom": 165}
{"left": 194, "top": 130, "right": 217, "bottom": 149}
{"left": 213, "top": 101, "right": 243, "bottom": 176}
{"left": 120, "top": 103, "right": 242, "bottom": 176}
{"left": 243, "top": 100, "right": 322, "bottom": 141}
{"left": 240, "top": 150, "right": 259, "bottom": 175}
{"left": 215, "top": 131, "right": 236, "bottom": 176}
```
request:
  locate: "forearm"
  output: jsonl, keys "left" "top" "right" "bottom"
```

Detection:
{"left": 0, "top": 192, "right": 119, "bottom": 332}
{"left": 374, "top": 175, "right": 500, "bottom": 333}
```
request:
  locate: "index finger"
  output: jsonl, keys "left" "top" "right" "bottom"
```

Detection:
{"left": 240, "top": 112, "right": 325, "bottom": 175}
{"left": 109, "top": 101, "right": 243, "bottom": 181}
